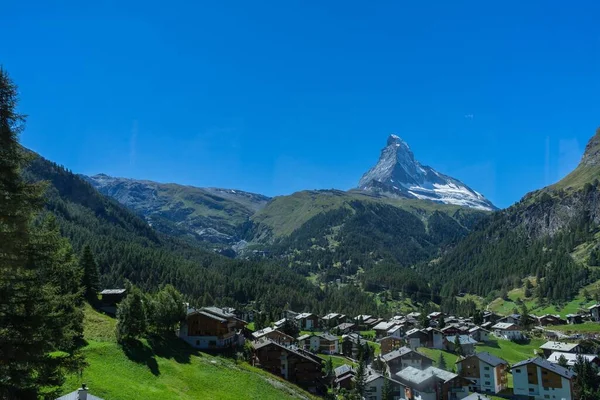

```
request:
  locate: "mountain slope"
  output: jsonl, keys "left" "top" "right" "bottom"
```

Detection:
{"left": 84, "top": 174, "right": 270, "bottom": 245}
{"left": 358, "top": 134, "right": 496, "bottom": 211}
{"left": 427, "top": 127, "right": 600, "bottom": 305}
{"left": 23, "top": 151, "right": 379, "bottom": 316}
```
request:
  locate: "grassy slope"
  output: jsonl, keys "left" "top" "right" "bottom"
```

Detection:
{"left": 488, "top": 279, "right": 600, "bottom": 318}
{"left": 251, "top": 189, "right": 483, "bottom": 239}
{"left": 60, "top": 305, "right": 317, "bottom": 400}
{"left": 551, "top": 129, "right": 600, "bottom": 190}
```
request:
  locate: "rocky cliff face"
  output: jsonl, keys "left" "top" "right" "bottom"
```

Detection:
{"left": 358, "top": 134, "right": 496, "bottom": 211}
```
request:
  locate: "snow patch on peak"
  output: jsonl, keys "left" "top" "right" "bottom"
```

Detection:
{"left": 358, "top": 135, "right": 497, "bottom": 211}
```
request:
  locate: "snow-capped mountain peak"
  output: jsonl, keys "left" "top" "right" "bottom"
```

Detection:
{"left": 358, "top": 134, "right": 497, "bottom": 211}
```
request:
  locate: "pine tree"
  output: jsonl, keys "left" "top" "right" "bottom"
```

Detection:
{"left": 438, "top": 315, "right": 446, "bottom": 329}
{"left": 454, "top": 335, "right": 463, "bottom": 355}
{"left": 557, "top": 354, "right": 568, "bottom": 368}
{"left": 324, "top": 357, "right": 334, "bottom": 386}
{"left": 116, "top": 285, "right": 148, "bottom": 342}
{"left": 0, "top": 67, "right": 83, "bottom": 399}
{"left": 354, "top": 355, "right": 367, "bottom": 397}
{"left": 80, "top": 244, "right": 100, "bottom": 303}
{"left": 437, "top": 352, "right": 447, "bottom": 370}
{"left": 381, "top": 372, "right": 392, "bottom": 400}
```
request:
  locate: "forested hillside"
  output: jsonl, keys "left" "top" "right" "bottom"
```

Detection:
{"left": 23, "top": 152, "right": 382, "bottom": 317}
{"left": 426, "top": 128, "right": 600, "bottom": 309}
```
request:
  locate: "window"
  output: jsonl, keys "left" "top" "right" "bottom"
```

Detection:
{"left": 484, "top": 381, "right": 490, "bottom": 386}
{"left": 529, "top": 388, "right": 535, "bottom": 393}
{"left": 514, "top": 369, "right": 521, "bottom": 373}
{"left": 484, "top": 374, "right": 490, "bottom": 378}
{"left": 484, "top": 366, "right": 490, "bottom": 370}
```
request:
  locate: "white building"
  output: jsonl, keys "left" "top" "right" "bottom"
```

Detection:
{"left": 456, "top": 352, "right": 509, "bottom": 394}
{"left": 491, "top": 322, "right": 523, "bottom": 340}
{"left": 512, "top": 357, "right": 575, "bottom": 400}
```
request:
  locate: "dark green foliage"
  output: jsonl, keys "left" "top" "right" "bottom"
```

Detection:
{"left": 354, "top": 356, "right": 367, "bottom": 397}
{"left": 0, "top": 68, "right": 84, "bottom": 399}
{"left": 116, "top": 285, "right": 148, "bottom": 341}
{"left": 437, "top": 353, "right": 447, "bottom": 370}
{"left": 573, "top": 356, "right": 600, "bottom": 399}
{"left": 149, "top": 285, "right": 186, "bottom": 334}
{"left": 557, "top": 354, "right": 568, "bottom": 368}
{"left": 453, "top": 335, "right": 462, "bottom": 355}
{"left": 80, "top": 244, "right": 100, "bottom": 302}
{"left": 381, "top": 373, "right": 392, "bottom": 400}
{"left": 280, "top": 318, "right": 300, "bottom": 338}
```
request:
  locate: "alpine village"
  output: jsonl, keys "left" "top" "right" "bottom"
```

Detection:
{"left": 3, "top": 44, "right": 600, "bottom": 400}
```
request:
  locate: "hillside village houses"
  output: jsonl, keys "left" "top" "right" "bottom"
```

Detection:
{"left": 176, "top": 303, "right": 597, "bottom": 399}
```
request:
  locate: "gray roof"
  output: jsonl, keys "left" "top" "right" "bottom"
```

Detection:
{"left": 253, "top": 340, "right": 321, "bottom": 365}
{"left": 99, "top": 289, "right": 126, "bottom": 295}
{"left": 446, "top": 335, "right": 478, "bottom": 345}
{"left": 196, "top": 310, "right": 226, "bottom": 323}
{"left": 297, "top": 334, "right": 311, "bottom": 341}
{"left": 548, "top": 352, "right": 599, "bottom": 366}
{"left": 396, "top": 366, "right": 458, "bottom": 385}
{"left": 56, "top": 389, "right": 104, "bottom": 400}
{"left": 457, "top": 352, "right": 507, "bottom": 367}
{"left": 202, "top": 306, "right": 235, "bottom": 319}
{"left": 540, "top": 341, "right": 580, "bottom": 352}
{"left": 492, "top": 322, "right": 518, "bottom": 330}
{"left": 463, "top": 393, "right": 492, "bottom": 400}
{"left": 512, "top": 357, "right": 575, "bottom": 379}
{"left": 252, "top": 327, "right": 275, "bottom": 338}
{"left": 334, "top": 322, "right": 355, "bottom": 329}
{"left": 334, "top": 364, "right": 354, "bottom": 377}
{"left": 318, "top": 333, "right": 339, "bottom": 342}
{"left": 381, "top": 346, "right": 413, "bottom": 362}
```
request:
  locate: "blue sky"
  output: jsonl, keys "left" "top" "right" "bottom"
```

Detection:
{"left": 3, "top": 1, "right": 600, "bottom": 208}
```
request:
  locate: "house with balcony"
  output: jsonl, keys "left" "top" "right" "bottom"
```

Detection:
{"left": 179, "top": 306, "right": 246, "bottom": 350}
{"left": 455, "top": 352, "right": 509, "bottom": 394}
{"left": 251, "top": 327, "right": 295, "bottom": 346}
{"left": 588, "top": 303, "right": 600, "bottom": 322}
{"left": 295, "top": 312, "right": 319, "bottom": 330}
{"left": 491, "top": 322, "right": 523, "bottom": 340}
{"left": 512, "top": 357, "right": 575, "bottom": 400}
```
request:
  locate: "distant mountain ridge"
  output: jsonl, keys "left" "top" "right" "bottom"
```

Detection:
{"left": 358, "top": 134, "right": 496, "bottom": 211}
{"left": 84, "top": 174, "right": 270, "bottom": 245}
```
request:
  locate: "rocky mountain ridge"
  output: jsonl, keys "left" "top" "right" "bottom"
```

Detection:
{"left": 358, "top": 134, "right": 496, "bottom": 211}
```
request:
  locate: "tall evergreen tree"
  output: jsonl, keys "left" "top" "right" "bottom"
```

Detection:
{"left": 354, "top": 355, "right": 367, "bottom": 398}
{"left": 80, "top": 244, "right": 100, "bottom": 303}
{"left": 381, "top": 372, "right": 393, "bottom": 400}
{"left": 116, "top": 285, "right": 148, "bottom": 342}
{"left": 0, "top": 67, "right": 83, "bottom": 399}
{"left": 437, "top": 352, "right": 447, "bottom": 370}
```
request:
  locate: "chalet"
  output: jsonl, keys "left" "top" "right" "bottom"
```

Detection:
{"left": 491, "top": 322, "right": 523, "bottom": 340}
{"left": 317, "top": 333, "right": 339, "bottom": 354}
{"left": 179, "top": 306, "right": 246, "bottom": 350}
{"left": 381, "top": 346, "right": 434, "bottom": 374}
{"left": 536, "top": 314, "right": 565, "bottom": 326}
{"left": 405, "top": 328, "right": 428, "bottom": 349}
{"left": 468, "top": 326, "right": 490, "bottom": 342}
{"left": 333, "top": 322, "right": 356, "bottom": 335}
{"left": 444, "top": 335, "right": 477, "bottom": 355}
{"left": 98, "top": 289, "right": 127, "bottom": 315}
{"left": 273, "top": 318, "right": 287, "bottom": 330}
{"left": 56, "top": 384, "right": 103, "bottom": 400}
{"left": 422, "top": 327, "right": 444, "bottom": 349}
{"left": 380, "top": 336, "right": 404, "bottom": 355}
{"left": 588, "top": 303, "right": 600, "bottom": 322}
{"left": 321, "top": 313, "right": 341, "bottom": 328}
{"left": 482, "top": 311, "right": 500, "bottom": 324}
{"left": 363, "top": 369, "right": 406, "bottom": 400}
{"left": 364, "top": 318, "right": 383, "bottom": 329}
{"left": 295, "top": 312, "right": 319, "bottom": 330}
{"left": 252, "top": 327, "right": 295, "bottom": 346}
{"left": 334, "top": 364, "right": 355, "bottom": 390}
{"left": 428, "top": 311, "right": 444, "bottom": 322}
{"left": 441, "top": 324, "right": 462, "bottom": 336}
{"left": 387, "top": 324, "right": 405, "bottom": 339}
{"left": 373, "top": 321, "right": 400, "bottom": 339}
{"left": 512, "top": 357, "right": 575, "bottom": 400}
{"left": 539, "top": 341, "right": 581, "bottom": 359}
{"left": 565, "top": 314, "right": 583, "bottom": 325}
{"left": 296, "top": 334, "right": 312, "bottom": 351}
{"left": 253, "top": 340, "right": 325, "bottom": 394}
{"left": 497, "top": 314, "right": 521, "bottom": 326}
{"left": 456, "top": 352, "right": 509, "bottom": 394}
{"left": 395, "top": 366, "right": 470, "bottom": 400}
{"left": 548, "top": 352, "right": 600, "bottom": 368}
{"left": 342, "top": 333, "right": 367, "bottom": 359}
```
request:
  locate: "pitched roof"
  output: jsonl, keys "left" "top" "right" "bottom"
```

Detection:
{"left": 334, "top": 322, "right": 355, "bottom": 329}
{"left": 457, "top": 352, "right": 507, "bottom": 367}
{"left": 334, "top": 364, "right": 354, "bottom": 377}
{"left": 445, "top": 335, "right": 478, "bottom": 345}
{"left": 395, "top": 366, "right": 458, "bottom": 385}
{"left": 373, "top": 321, "right": 398, "bottom": 331}
{"left": 99, "top": 289, "right": 126, "bottom": 295}
{"left": 540, "top": 341, "right": 580, "bottom": 352}
{"left": 295, "top": 312, "right": 315, "bottom": 320}
{"left": 253, "top": 340, "right": 321, "bottom": 365}
{"left": 322, "top": 313, "right": 340, "bottom": 320}
{"left": 512, "top": 357, "right": 575, "bottom": 379}
{"left": 588, "top": 303, "right": 600, "bottom": 310}
{"left": 56, "top": 389, "right": 104, "bottom": 400}
{"left": 548, "top": 352, "right": 599, "bottom": 366}
{"left": 491, "top": 322, "right": 518, "bottom": 330}
{"left": 318, "top": 333, "right": 339, "bottom": 342}
{"left": 202, "top": 306, "right": 235, "bottom": 319}
{"left": 252, "top": 327, "right": 275, "bottom": 338}
{"left": 296, "top": 334, "right": 311, "bottom": 341}
{"left": 381, "top": 346, "right": 413, "bottom": 362}
{"left": 469, "top": 326, "right": 490, "bottom": 333}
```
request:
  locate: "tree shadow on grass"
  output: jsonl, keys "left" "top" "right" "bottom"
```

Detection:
{"left": 147, "top": 334, "right": 196, "bottom": 364}
{"left": 121, "top": 339, "right": 160, "bottom": 376}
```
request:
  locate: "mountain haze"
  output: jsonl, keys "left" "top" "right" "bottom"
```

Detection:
{"left": 358, "top": 134, "right": 496, "bottom": 211}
